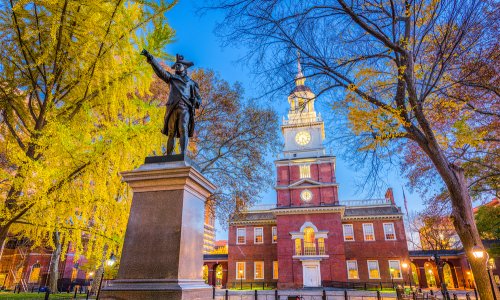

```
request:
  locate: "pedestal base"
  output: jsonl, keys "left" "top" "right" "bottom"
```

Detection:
{"left": 100, "top": 279, "right": 212, "bottom": 300}
{"left": 100, "top": 157, "right": 216, "bottom": 300}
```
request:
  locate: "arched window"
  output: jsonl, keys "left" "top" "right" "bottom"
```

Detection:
{"left": 303, "top": 227, "right": 316, "bottom": 255}
{"left": 28, "top": 263, "right": 40, "bottom": 284}
{"left": 410, "top": 263, "right": 419, "bottom": 285}
{"left": 202, "top": 265, "right": 208, "bottom": 283}
{"left": 443, "top": 263, "right": 455, "bottom": 288}
{"left": 424, "top": 263, "right": 436, "bottom": 287}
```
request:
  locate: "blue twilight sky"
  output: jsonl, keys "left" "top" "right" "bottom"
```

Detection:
{"left": 163, "top": 1, "right": 425, "bottom": 240}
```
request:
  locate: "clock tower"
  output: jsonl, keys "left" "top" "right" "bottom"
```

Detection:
{"left": 275, "top": 57, "right": 338, "bottom": 208}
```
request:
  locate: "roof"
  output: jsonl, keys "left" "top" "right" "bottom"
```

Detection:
{"left": 289, "top": 85, "right": 312, "bottom": 95}
{"left": 344, "top": 205, "right": 402, "bottom": 217}
{"left": 473, "top": 198, "right": 499, "bottom": 214}
{"left": 409, "top": 249, "right": 465, "bottom": 257}
{"left": 215, "top": 240, "right": 227, "bottom": 247}
{"left": 230, "top": 211, "right": 276, "bottom": 223}
{"left": 203, "top": 254, "right": 228, "bottom": 261}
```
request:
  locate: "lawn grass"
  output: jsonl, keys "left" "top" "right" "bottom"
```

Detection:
{"left": 0, "top": 292, "right": 94, "bottom": 299}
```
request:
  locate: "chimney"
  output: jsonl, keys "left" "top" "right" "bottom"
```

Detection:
{"left": 385, "top": 188, "right": 395, "bottom": 204}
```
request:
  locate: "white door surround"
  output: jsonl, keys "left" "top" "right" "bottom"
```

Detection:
{"left": 302, "top": 260, "right": 321, "bottom": 287}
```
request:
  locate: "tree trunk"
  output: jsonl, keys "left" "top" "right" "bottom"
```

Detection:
{"left": 413, "top": 135, "right": 499, "bottom": 299}
{"left": 49, "top": 231, "right": 62, "bottom": 293}
{"left": 446, "top": 165, "right": 499, "bottom": 299}
{"left": 91, "top": 266, "right": 104, "bottom": 295}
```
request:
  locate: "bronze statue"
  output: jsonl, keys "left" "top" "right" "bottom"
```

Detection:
{"left": 141, "top": 50, "right": 202, "bottom": 156}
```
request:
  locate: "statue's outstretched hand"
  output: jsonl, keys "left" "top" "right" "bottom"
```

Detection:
{"left": 141, "top": 49, "right": 152, "bottom": 62}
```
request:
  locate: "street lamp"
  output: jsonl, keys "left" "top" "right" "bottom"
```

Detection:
{"left": 430, "top": 253, "right": 448, "bottom": 296}
{"left": 472, "top": 245, "right": 498, "bottom": 300}
{"left": 239, "top": 270, "right": 243, "bottom": 290}
{"left": 96, "top": 254, "right": 116, "bottom": 300}
{"left": 402, "top": 262, "right": 412, "bottom": 289}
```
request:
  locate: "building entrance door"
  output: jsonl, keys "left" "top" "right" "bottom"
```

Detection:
{"left": 302, "top": 261, "right": 321, "bottom": 287}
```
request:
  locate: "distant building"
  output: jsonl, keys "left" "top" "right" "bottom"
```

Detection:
{"left": 226, "top": 59, "right": 409, "bottom": 289}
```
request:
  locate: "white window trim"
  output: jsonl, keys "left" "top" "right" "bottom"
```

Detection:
{"left": 273, "top": 261, "right": 278, "bottom": 279}
{"left": 254, "top": 227, "right": 264, "bottom": 244}
{"left": 363, "top": 223, "right": 375, "bottom": 241}
{"left": 346, "top": 260, "right": 359, "bottom": 279}
{"left": 236, "top": 262, "right": 246, "bottom": 279}
{"left": 343, "top": 224, "right": 355, "bottom": 241}
{"left": 367, "top": 260, "right": 381, "bottom": 279}
{"left": 388, "top": 260, "right": 403, "bottom": 279}
{"left": 254, "top": 261, "right": 264, "bottom": 280}
{"left": 383, "top": 223, "right": 397, "bottom": 240}
{"left": 272, "top": 226, "right": 277, "bottom": 244}
{"left": 236, "top": 228, "right": 246, "bottom": 245}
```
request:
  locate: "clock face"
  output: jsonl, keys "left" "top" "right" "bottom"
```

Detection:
{"left": 300, "top": 189, "right": 313, "bottom": 202}
{"left": 295, "top": 131, "right": 311, "bottom": 146}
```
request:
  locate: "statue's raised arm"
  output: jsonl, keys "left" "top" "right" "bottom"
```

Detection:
{"left": 141, "top": 50, "right": 200, "bottom": 156}
{"left": 141, "top": 49, "right": 172, "bottom": 83}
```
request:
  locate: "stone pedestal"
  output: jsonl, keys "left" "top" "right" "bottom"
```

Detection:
{"left": 101, "top": 156, "right": 215, "bottom": 300}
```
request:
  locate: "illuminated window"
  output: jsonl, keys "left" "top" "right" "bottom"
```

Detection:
{"left": 237, "top": 228, "right": 246, "bottom": 244}
{"left": 343, "top": 224, "right": 354, "bottom": 241}
{"left": 346, "top": 261, "right": 359, "bottom": 279}
{"left": 299, "top": 165, "right": 311, "bottom": 179}
{"left": 254, "top": 227, "right": 263, "bottom": 244}
{"left": 254, "top": 261, "right": 264, "bottom": 279}
{"left": 383, "top": 223, "right": 396, "bottom": 240}
{"left": 363, "top": 223, "right": 375, "bottom": 241}
{"left": 303, "top": 227, "right": 316, "bottom": 255}
{"left": 318, "top": 238, "right": 326, "bottom": 255}
{"left": 367, "top": 260, "right": 380, "bottom": 279}
{"left": 272, "top": 227, "right": 277, "bottom": 243}
{"left": 273, "top": 261, "right": 278, "bottom": 279}
{"left": 295, "top": 238, "right": 302, "bottom": 255}
{"left": 236, "top": 262, "right": 245, "bottom": 279}
{"left": 28, "top": 263, "right": 41, "bottom": 283}
{"left": 389, "top": 260, "right": 402, "bottom": 279}
{"left": 71, "top": 268, "right": 78, "bottom": 281}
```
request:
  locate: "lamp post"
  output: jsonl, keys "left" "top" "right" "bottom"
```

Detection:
{"left": 96, "top": 254, "right": 116, "bottom": 300}
{"left": 402, "top": 262, "right": 412, "bottom": 289}
{"left": 239, "top": 270, "right": 243, "bottom": 290}
{"left": 430, "top": 252, "right": 448, "bottom": 297}
{"left": 472, "top": 245, "right": 498, "bottom": 300}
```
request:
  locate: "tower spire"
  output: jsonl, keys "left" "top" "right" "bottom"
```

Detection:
{"left": 295, "top": 50, "right": 305, "bottom": 86}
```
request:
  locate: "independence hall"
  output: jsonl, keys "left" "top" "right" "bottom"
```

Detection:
{"left": 225, "top": 62, "right": 409, "bottom": 289}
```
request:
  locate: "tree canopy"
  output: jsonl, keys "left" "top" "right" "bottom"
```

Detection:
{"left": 0, "top": 0, "right": 176, "bottom": 265}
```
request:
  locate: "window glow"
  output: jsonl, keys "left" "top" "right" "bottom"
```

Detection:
{"left": 318, "top": 238, "right": 326, "bottom": 255}
{"left": 303, "top": 227, "right": 316, "bottom": 255}
{"left": 254, "top": 227, "right": 263, "bottom": 244}
{"left": 236, "top": 262, "right": 245, "bottom": 279}
{"left": 237, "top": 228, "right": 246, "bottom": 244}
{"left": 363, "top": 223, "right": 375, "bottom": 241}
{"left": 273, "top": 261, "right": 278, "bottom": 279}
{"left": 368, "top": 260, "right": 380, "bottom": 279}
{"left": 295, "top": 238, "right": 302, "bottom": 255}
{"left": 343, "top": 224, "right": 354, "bottom": 241}
{"left": 347, "top": 261, "right": 359, "bottom": 279}
{"left": 299, "top": 164, "right": 311, "bottom": 178}
{"left": 388, "top": 260, "right": 402, "bottom": 279}
{"left": 383, "top": 223, "right": 396, "bottom": 240}
{"left": 272, "top": 227, "right": 277, "bottom": 243}
{"left": 254, "top": 261, "right": 264, "bottom": 279}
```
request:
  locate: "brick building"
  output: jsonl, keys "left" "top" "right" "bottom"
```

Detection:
{"left": 227, "top": 60, "right": 409, "bottom": 289}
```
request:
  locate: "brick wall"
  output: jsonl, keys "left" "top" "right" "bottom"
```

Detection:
{"left": 228, "top": 224, "right": 278, "bottom": 284}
